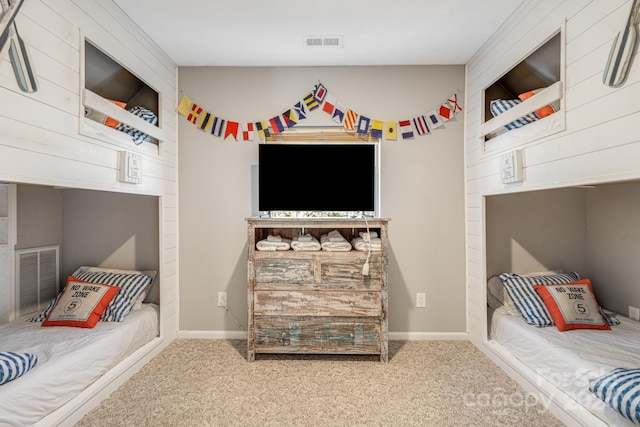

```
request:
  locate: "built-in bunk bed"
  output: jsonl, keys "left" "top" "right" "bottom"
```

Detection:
{"left": 480, "top": 32, "right": 565, "bottom": 154}
{"left": 0, "top": 267, "right": 159, "bottom": 426}
{"left": 484, "top": 187, "right": 640, "bottom": 427}
{"left": 487, "top": 273, "right": 640, "bottom": 426}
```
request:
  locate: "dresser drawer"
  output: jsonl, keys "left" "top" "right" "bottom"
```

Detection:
{"left": 255, "top": 258, "right": 314, "bottom": 284}
{"left": 254, "top": 320, "right": 381, "bottom": 354}
{"left": 253, "top": 290, "right": 382, "bottom": 317}
{"left": 321, "top": 257, "right": 382, "bottom": 289}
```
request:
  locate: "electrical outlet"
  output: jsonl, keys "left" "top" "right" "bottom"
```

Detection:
{"left": 629, "top": 306, "right": 640, "bottom": 322}
{"left": 218, "top": 292, "right": 227, "bottom": 307}
{"left": 416, "top": 293, "right": 426, "bottom": 308}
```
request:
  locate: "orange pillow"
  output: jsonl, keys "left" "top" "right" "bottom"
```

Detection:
{"left": 104, "top": 100, "right": 127, "bottom": 128}
{"left": 518, "top": 89, "right": 558, "bottom": 118}
{"left": 533, "top": 279, "right": 610, "bottom": 332}
{"left": 42, "top": 277, "right": 120, "bottom": 328}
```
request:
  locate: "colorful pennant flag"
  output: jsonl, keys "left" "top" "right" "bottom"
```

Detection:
{"left": 242, "top": 122, "right": 254, "bottom": 141}
{"left": 448, "top": 93, "right": 462, "bottom": 113}
{"left": 426, "top": 110, "right": 443, "bottom": 129}
{"left": 293, "top": 101, "right": 309, "bottom": 120}
{"left": 344, "top": 109, "right": 358, "bottom": 130}
{"left": 313, "top": 83, "right": 327, "bottom": 103}
{"left": 303, "top": 92, "right": 319, "bottom": 111}
{"left": 176, "top": 95, "right": 192, "bottom": 116}
{"left": 225, "top": 121, "right": 239, "bottom": 140}
{"left": 332, "top": 101, "right": 346, "bottom": 124}
{"left": 197, "top": 112, "right": 214, "bottom": 132}
{"left": 399, "top": 120, "right": 414, "bottom": 139}
{"left": 187, "top": 103, "right": 203, "bottom": 124}
{"left": 385, "top": 122, "right": 397, "bottom": 140}
{"left": 356, "top": 115, "right": 371, "bottom": 134}
{"left": 439, "top": 103, "right": 452, "bottom": 121}
{"left": 323, "top": 93, "right": 336, "bottom": 115}
{"left": 211, "top": 116, "right": 226, "bottom": 137}
{"left": 269, "top": 116, "right": 285, "bottom": 134}
{"left": 256, "top": 121, "right": 270, "bottom": 140}
{"left": 370, "top": 120, "right": 383, "bottom": 138}
{"left": 413, "top": 115, "right": 430, "bottom": 135}
{"left": 283, "top": 109, "right": 298, "bottom": 127}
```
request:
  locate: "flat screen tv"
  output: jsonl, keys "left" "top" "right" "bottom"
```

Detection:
{"left": 258, "top": 143, "right": 377, "bottom": 213}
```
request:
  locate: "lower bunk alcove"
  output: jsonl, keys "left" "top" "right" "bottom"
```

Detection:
{"left": 482, "top": 183, "right": 640, "bottom": 427}
{"left": 0, "top": 184, "right": 167, "bottom": 427}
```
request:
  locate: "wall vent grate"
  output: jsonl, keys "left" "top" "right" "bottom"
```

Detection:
{"left": 303, "top": 36, "right": 344, "bottom": 48}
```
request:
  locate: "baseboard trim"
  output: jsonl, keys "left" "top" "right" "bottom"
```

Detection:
{"left": 177, "top": 330, "right": 469, "bottom": 341}
{"left": 389, "top": 331, "right": 469, "bottom": 340}
{"left": 177, "top": 330, "right": 246, "bottom": 339}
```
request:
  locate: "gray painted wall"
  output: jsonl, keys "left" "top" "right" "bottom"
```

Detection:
{"left": 178, "top": 65, "right": 467, "bottom": 334}
{"left": 16, "top": 185, "right": 63, "bottom": 250}
{"left": 586, "top": 182, "right": 640, "bottom": 315}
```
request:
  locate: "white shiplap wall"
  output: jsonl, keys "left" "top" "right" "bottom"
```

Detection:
{"left": 465, "top": 0, "right": 640, "bottom": 424}
{"left": 0, "top": 0, "right": 177, "bottom": 422}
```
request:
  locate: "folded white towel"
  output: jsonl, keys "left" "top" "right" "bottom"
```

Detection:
{"left": 352, "top": 236, "right": 382, "bottom": 251}
{"left": 327, "top": 230, "right": 347, "bottom": 242}
{"left": 320, "top": 233, "right": 352, "bottom": 251}
{"left": 359, "top": 231, "right": 378, "bottom": 241}
{"left": 296, "top": 234, "right": 313, "bottom": 242}
{"left": 256, "top": 238, "right": 291, "bottom": 251}
{"left": 291, "top": 235, "right": 321, "bottom": 251}
{"left": 267, "top": 235, "right": 282, "bottom": 242}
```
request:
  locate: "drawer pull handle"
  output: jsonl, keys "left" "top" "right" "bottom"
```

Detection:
{"left": 282, "top": 332, "right": 286, "bottom": 337}
{"left": 350, "top": 333, "right": 354, "bottom": 338}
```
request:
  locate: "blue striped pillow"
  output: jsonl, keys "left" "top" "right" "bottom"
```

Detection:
{"left": 489, "top": 99, "right": 540, "bottom": 130}
{"left": 590, "top": 368, "right": 640, "bottom": 425}
{"left": 73, "top": 272, "right": 153, "bottom": 322}
{"left": 0, "top": 352, "right": 38, "bottom": 385}
{"left": 499, "top": 272, "right": 580, "bottom": 327}
{"left": 115, "top": 106, "right": 158, "bottom": 145}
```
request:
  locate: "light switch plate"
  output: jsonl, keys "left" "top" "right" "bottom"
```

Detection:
{"left": 500, "top": 149, "right": 523, "bottom": 184}
{"left": 629, "top": 306, "right": 640, "bottom": 321}
{"left": 119, "top": 151, "right": 142, "bottom": 184}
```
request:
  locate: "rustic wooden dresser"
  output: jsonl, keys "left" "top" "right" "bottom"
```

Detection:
{"left": 246, "top": 217, "right": 390, "bottom": 362}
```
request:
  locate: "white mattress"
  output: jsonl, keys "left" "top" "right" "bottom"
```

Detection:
{"left": 0, "top": 304, "right": 159, "bottom": 427}
{"left": 490, "top": 309, "right": 640, "bottom": 426}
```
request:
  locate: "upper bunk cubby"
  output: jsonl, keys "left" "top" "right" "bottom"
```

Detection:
{"left": 80, "top": 39, "right": 165, "bottom": 156}
{"left": 480, "top": 31, "right": 565, "bottom": 154}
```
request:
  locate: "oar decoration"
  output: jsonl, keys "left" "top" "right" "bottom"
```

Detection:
{"left": 603, "top": 0, "right": 640, "bottom": 87}
{"left": 0, "top": 0, "right": 38, "bottom": 93}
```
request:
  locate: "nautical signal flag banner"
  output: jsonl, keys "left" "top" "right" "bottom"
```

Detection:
{"left": 332, "top": 101, "right": 346, "bottom": 124}
{"left": 370, "top": 120, "right": 383, "bottom": 138}
{"left": 177, "top": 95, "right": 193, "bottom": 116}
{"left": 176, "top": 84, "right": 462, "bottom": 143}
{"left": 399, "top": 120, "right": 414, "bottom": 139}
{"left": 344, "top": 109, "right": 358, "bottom": 130}
{"left": 242, "top": 122, "right": 254, "bottom": 141}
{"left": 323, "top": 93, "right": 336, "bottom": 115}
{"left": 356, "top": 115, "right": 371, "bottom": 134}
{"left": 385, "top": 122, "right": 397, "bottom": 140}
{"left": 225, "top": 121, "right": 239, "bottom": 140}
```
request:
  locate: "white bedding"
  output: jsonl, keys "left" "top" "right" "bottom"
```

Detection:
{"left": 490, "top": 308, "right": 640, "bottom": 426}
{"left": 0, "top": 303, "right": 159, "bottom": 427}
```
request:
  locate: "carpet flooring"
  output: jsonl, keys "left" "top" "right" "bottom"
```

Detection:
{"left": 76, "top": 339, "right": 564, "bottom": 426}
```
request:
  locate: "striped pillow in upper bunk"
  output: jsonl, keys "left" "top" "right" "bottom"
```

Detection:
{"left": 73, "top": 271, "right": 153, "bottom": 322}
{"left": 498, "top": 272, "right": 580, "bottom": 327}
{"left": 489, "top": 99, "right": 540, "bottom": 130}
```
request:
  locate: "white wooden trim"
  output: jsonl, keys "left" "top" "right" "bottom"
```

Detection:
{"left": 83, "top": 89, "right": 164, "bottom": 141}
{"left": 478, "top": 81, "right": 563, "bottom": 140}
{"left": 177, "top": 330, "right": 247, "bottom": 340}
{"left": 478, "top": 339, "right": 608, "bottom": 427}
{"left": 34, "top": 336, "right": 171, "bottom": 427}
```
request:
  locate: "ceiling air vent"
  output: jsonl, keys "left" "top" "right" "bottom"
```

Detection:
{"left": 303, "top": 36, "right": 344, "bottom": 48}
